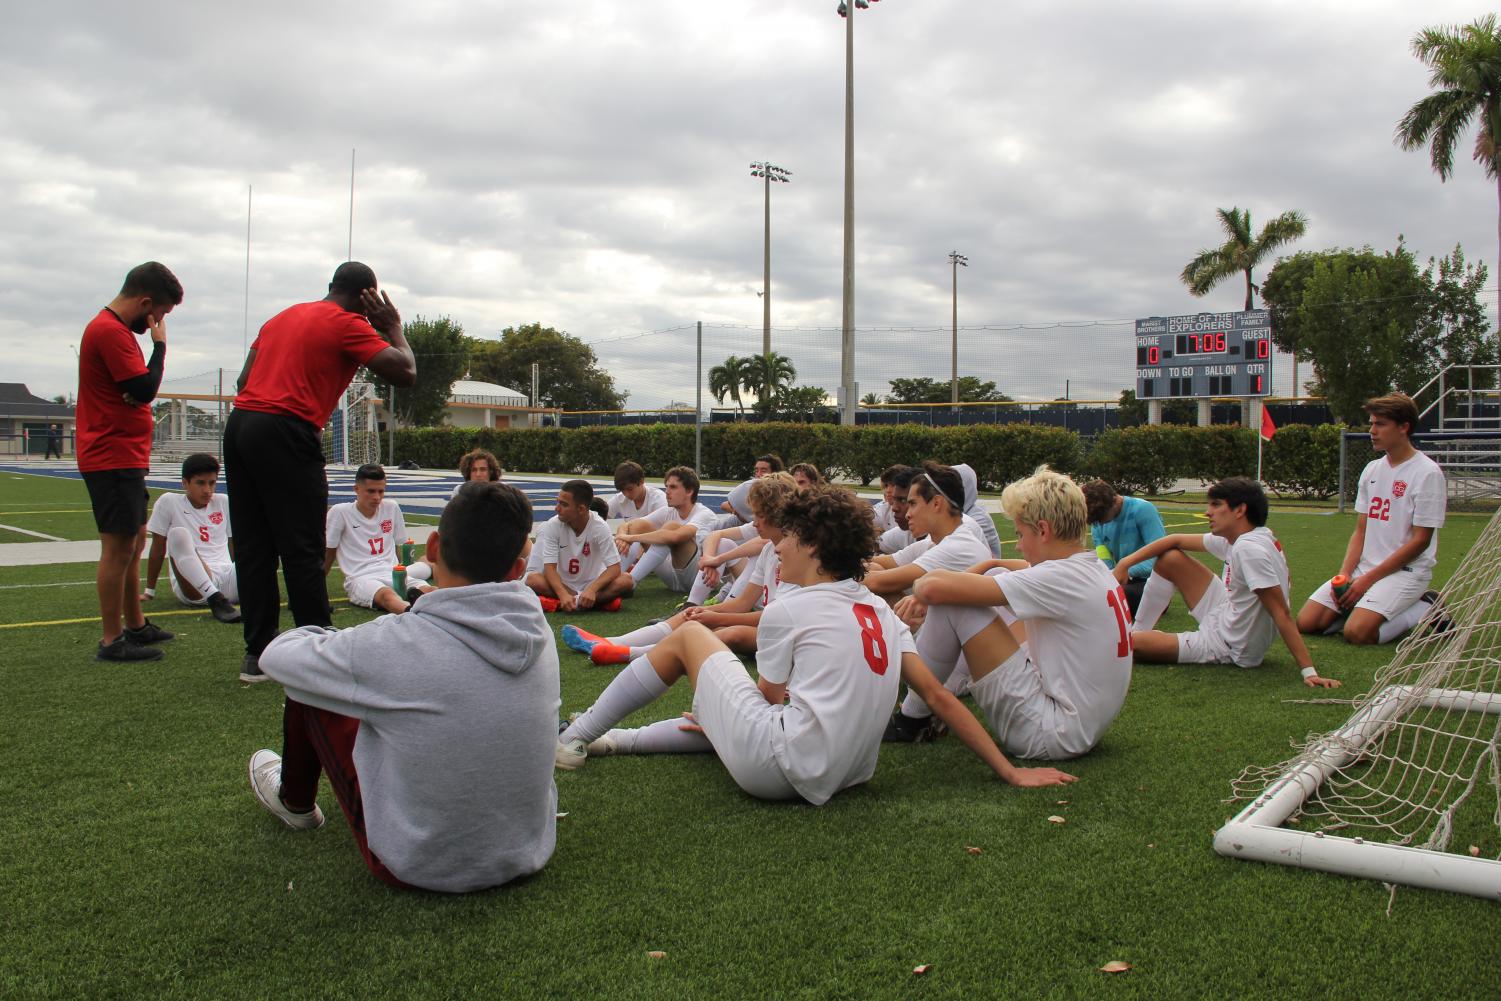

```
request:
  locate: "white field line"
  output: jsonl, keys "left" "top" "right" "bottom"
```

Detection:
{"left": 0, "top": 522, "right": 65, "bottom": 541}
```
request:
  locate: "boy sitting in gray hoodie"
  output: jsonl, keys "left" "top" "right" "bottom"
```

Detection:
{"left": 246, "top": 481, "right": 561, "bottom": 893}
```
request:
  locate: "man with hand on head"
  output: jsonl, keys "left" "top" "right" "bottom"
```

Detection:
{"left": 77, "top": 261, "right": 183, "bottom": 662}
{"left": 226, "top": 262, "right": 416, "bottom": 683}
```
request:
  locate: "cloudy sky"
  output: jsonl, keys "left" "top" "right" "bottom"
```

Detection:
{"left": 2, "top": 0, "right": 1495, "bottom": 408}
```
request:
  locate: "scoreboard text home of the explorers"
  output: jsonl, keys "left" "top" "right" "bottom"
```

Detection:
{"left": 1134, "top": 310, "right": 1273, "bottom": 399}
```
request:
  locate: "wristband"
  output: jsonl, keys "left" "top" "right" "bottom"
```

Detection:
{"left": 143, "top": 587, "right": 156, "bottom": 598}
{"left": 1301, "top": 667, "right": 1318, "bottom": 680}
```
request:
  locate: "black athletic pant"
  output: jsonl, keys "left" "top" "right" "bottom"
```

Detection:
{"left": 1122, "top": 577, "right": 1146, "bottom": 619}
{"left": 225, "top": 409, "right": 332, "bottom": 657}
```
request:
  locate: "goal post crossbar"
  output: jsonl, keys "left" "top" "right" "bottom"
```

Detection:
{"left": 1214, "top": 684, "right": 1501, "bottom": 900}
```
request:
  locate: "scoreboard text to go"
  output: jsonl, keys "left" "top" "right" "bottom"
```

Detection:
{"left": 1133, "top": 310, "right": 1274, "bottom": 399}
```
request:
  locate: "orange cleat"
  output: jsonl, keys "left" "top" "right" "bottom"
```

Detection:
{"left": 599, "top": 597, "right": 623, "bottom": 612}
{"left": 590, "top": 642, "right": 633, "bottom": 666}
{"left": 537, "top": 595, "right": 559, "bottom": 613}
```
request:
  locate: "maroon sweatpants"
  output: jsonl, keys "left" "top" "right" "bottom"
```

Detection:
{"left": 278, "top": 698, "right": 417, "bottom": 890}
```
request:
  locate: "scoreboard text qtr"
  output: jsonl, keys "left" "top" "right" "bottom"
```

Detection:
{"left": 1134, "top": 310, "right": 1273, "bottom": 400}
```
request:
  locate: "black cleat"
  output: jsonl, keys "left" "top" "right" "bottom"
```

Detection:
{"left": 1418, "top": 590, "right": 1454, "bottom": 636}
{"left": 96, "top": 635, "right": 164, "bottom": 662}
{"left": 208, "top": 592, "right": 242, "bottom": 624}
{"left": 406, "top": 586, "right": 425, "bottom": 608}
{"left": 124, "top": 618, "right": 175, "bottom": 644}
{"left": 882, "top": 710, "right": 942, "bottom": 744}
{"left": 239, "top": 653, "right": 268, "bottom": 684}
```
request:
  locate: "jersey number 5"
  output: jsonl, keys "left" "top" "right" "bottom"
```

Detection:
{"left": 852, "top": 603, "right": 889, "bottom": 675}
{"left": 1107, "top": 588, "right": 1133, "bottom": 658}
{"left": 198, "top": 526, "right": 211, "bottom": 543}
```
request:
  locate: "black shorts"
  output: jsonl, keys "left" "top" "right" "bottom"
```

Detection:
{"left": 82, "top": 468, "right": 149, "bottom": 535}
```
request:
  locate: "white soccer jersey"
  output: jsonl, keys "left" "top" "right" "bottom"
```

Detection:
{"left": 607, "top": 485, "right": 667, "bottom": 521}
{"left": 724, "top": 478, "right": 756, "bottom": 522}
{"left": 879, "top": 525, "right": 914, "bottom": 555}
{"left": 1201, "top": 528, "right": 1290, "bottom": 667}
{"left": 747, "top": 539, "right": 795, "bottom": 606}
{"left": 642, "top": 501, "right": 720, "bottom": 544}
{"left": 326, "top": 499, "right": 406, "bottom": 580}
{"left": 755, "top": 579, "right": 917, "bottom": 805}
{"left": 992, "top": 551, "right": 1133, "bottom": 758}
{"left": 1355, "top": 452, "right": 1445, "bottom": 575}
{"left": 892, "top": 518, "right": 991, "bottom": 573}
{"left": 871, "top": 500, "right": 896, "bottom": 533}
{"left": 531, "top": 512, "right": 619, "bottom": 589}
{"left": 146, "top": 493, "right": 232, "bottom": 569}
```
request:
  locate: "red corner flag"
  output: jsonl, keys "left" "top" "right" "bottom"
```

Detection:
{"left": 1260, "top": 406, "right": 1277, "bottom": 441}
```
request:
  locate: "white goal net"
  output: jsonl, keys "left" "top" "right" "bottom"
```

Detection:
{"left": 1218, "top": 506, "right": 1501, "bottom": 901}
{"left": 322, "top": 381, "right": 381, "bottom": 467}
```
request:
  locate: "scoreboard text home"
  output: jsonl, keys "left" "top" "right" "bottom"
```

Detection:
{"left": 1134, "top": 310, "right": 1273, "bottom": 399}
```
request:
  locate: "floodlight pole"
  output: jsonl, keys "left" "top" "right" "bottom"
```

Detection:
{"left": 838, "top": 2, "right": 858, "bottom": 425}
{"left": 750, "top": 162, "right": 791, "bottom": 358}
{"left": 948, "top": 251, "right": 968, "bottom": 407}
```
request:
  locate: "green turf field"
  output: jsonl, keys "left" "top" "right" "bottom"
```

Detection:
{"left": 2, "top": 470, "right": 1497, "bottom": 1000}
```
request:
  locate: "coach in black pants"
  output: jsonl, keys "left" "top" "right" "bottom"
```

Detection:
{"left": 226, "top": 263, "right": 414, "bottom": 682}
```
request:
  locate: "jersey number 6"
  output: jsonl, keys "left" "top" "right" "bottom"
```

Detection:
{"left": 852, "top": 603, "right": 889, "bottom": 675}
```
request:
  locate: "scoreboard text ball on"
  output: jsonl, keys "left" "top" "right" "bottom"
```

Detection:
{"left": 1134, "top": 310, "right": 1273, "bottom": 399}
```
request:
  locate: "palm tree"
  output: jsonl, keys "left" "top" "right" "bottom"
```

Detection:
{"left": 746, "top": 352, "right": 796, "bottom": 419}
{"left": 1396, "top": 14, "right": 1501, "bottom": 368}
{"left": 1180, "top": 207, "right": 1308, "bottom": 310}
{"left": 708, "top": 354, "right": 750, "bottom": 419}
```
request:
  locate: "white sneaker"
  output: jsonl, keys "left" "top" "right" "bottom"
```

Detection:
{"left": 555, "top": 737, "right": 588, "bottom": 771}
{"left": 247, "top": 749, "right": 326, "bottom": 830}
{"left": 585, "top": 732, "right": 620, "bottom": 756}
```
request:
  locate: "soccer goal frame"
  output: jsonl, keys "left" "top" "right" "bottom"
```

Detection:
{"left": 1215, "top": 683, "right": 1501, "bottom": 899}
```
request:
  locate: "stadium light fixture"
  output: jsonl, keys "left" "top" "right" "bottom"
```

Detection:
{"left": 750, "top": 162, "right": 792, "bottom": 358}
{"left": 837, "top": 0, "right": 883, "bottom": 424}
{"left": 949, "top": 251, "right": 969, "bottom": 407}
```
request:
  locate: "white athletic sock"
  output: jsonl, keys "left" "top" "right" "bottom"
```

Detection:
{"left": 1378, "top": 600, "right": 1428, "bottom": 643}
{"left": 1134, "top": 572, "right": 1175, "bottom": 631}
{"left": 603, "top": 717, "right": 714, "bottom": 755}
{"left": 630, "top": 544, "right": 670, "bottom": 583}
{"left": 611, "top": 621, "right": 672, "bottom": 648}
{"left": 905, "top": 604, "right": 996, "bottom": 718}
{"left": 620, "top": 542, "right": 642, "bottom": 573}
{"left": 165, "top": 527, "right": 218, "bottom": 599}
{"left": 687, "top": 572, "right": 715, "bottom": 605}
{"left": 562, "top": 656, "right": 670, "bottom": 745}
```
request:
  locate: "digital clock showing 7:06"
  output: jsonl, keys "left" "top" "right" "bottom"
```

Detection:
{"left": 1133, "top": 310, "right": 1273, "bottom": 400}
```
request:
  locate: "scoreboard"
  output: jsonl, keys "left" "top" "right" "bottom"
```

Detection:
{"left": 1134, "top": 310, "right": 1273, "bottom": 399}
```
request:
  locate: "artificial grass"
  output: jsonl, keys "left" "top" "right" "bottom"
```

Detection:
{"left": 2, "top": 470, "right": 1498, "bottom": 1000}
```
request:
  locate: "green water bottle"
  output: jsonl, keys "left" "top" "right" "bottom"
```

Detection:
{"left": 399, "top": 538, "right": 415, "bottom": 565}
{"left": 392, "top": 564, "right": 408, "bottom": 596}
{"left": 1331, "top": 574, "right": 1352, "bottom": 601}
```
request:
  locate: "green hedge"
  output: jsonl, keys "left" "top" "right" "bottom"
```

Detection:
{"left": 391, "top": 421, "right": 1348, "bottom": 497}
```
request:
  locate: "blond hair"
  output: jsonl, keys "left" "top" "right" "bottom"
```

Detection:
{"left": 748, "top": 471, "right": 798, "bottom": 519}
{"left": 999, "top": 466, "right": 1088, "bottom": 546}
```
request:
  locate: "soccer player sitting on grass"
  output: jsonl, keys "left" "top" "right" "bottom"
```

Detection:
{"left": 714, "top": 453, "right": 782, "bottom": 529}
{"left": 877, "top": 465, "right": 917, "bottom": 554}
{"left": 555, "top": 484, "right": 1075, "bottom": 796}
{"left": 864, "top": 461, "right": 992, "bottom": 598}
{"left": 1296, "top": 392, "right": 1446, "bottom": 646}
{"left": 142, "top": 453, "right": 242, "bottom": 624}
{"left": 247, "top": 481, "right": 560, "bottom": 892}
{"left": 882, "top": 467, "right": 1133, "bottom": 751}
{"left": 1116, "top": 477, "right": 1339, "bottom": 688}
{"left": 525, "top": 479, "right": 630, "bottom": 613}
{"left": 449, "top": 448, "right": 501, "bottom": 499}
{"left": 325, "top": 463, "right": 431, "bottom": 614}
{"left": 1081, "top": 479, "right": 1167, "bottom": 618}
{"left": 954, "top": 463, "right": 1005, "bottom": 558}
{"left": 606, "top": 460, "right": 666, "bottom": 525}
{"left": 562, "top": 473, "right": 799, "bottom": 665}
{"left": 615, "top": 466, "right": 719, "bottom": 593}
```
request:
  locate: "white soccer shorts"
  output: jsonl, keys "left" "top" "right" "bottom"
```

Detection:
{"left": 1173, "top": 583, "right": 1236, "bottom": 666}
{"left": 692, "top": 651, "right": 799, "bottom": 801}
{"left": 1305, "top": 569, "right": 1429, "bottom": 620}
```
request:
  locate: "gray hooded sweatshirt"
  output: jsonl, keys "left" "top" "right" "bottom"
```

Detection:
{"left": 954, "top": 463, "right": 1004, "bottom": 558}
{"left": 261, "top": 581, "right": 560, "bottom": 893}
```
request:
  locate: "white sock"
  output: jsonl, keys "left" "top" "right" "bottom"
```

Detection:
{"left": 406, "top": 562, "right": 432, "bottom": 582}
{"left": 905, "top": 603, "right": 996, "bottom": 718}
{"left": 628, "top": 645, "right": 657, "bottom": 659}
{"left": 630, "top": 544, "right": 670, "bottom": 583}
{"left": 688, "top": 571, "right": 715, "bottom": 605}
{"left": 611, "top": 621, "right": 672, "bottom": 648}
{"left": 165, "top": 527, "right": 218, "bottom": 599}
{"left": 1134, "top": 572, "right": 1175, "bottom": 631}
{"left": 1378, "top": 600, "right": 1428, "bottom": 643}
{"left": 562, "top": 656, "right": 670, "bottom": 744}
{"left": 602, "top": 717, "right": 714, "bottom": 755}
{"left": 619, "top": 542, "right": 642, "bottom": 573}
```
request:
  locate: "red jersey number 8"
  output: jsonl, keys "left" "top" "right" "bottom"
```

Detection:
{"left": 852, "top": 603, "right": 889, "bottom": 675}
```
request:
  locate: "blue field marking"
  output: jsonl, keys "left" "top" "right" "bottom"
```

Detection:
{"left": 0, "top": 465, "right": 736, "bottom": 525}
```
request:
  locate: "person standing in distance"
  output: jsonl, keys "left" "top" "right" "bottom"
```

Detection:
{"left": 77, "top": 262, "right": 183, "bottom": 662}
{"left": 226, "top": 262, "right": 416, "bottom": 683}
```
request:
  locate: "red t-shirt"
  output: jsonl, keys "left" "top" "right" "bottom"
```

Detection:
{"left": 76, "top": 308, "right": 153, "bottom": 472}
{"left": 234, "top": 301, "right": 391, "bottom": 429}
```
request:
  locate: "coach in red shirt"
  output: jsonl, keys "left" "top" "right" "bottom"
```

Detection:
{"left": 226, "top": 262, "right": 416, "bottom": 682}
{"left": 78, "top": 262, "right": 184, "bottom": 662}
